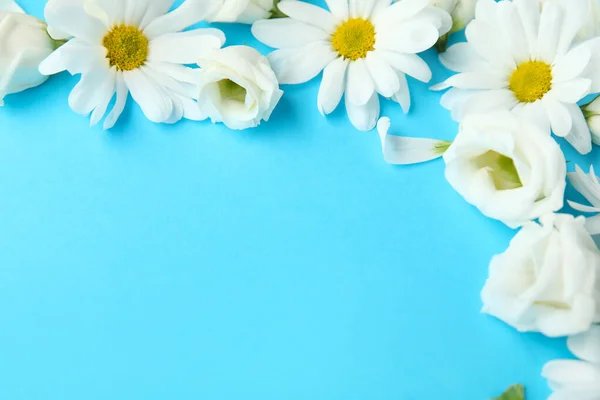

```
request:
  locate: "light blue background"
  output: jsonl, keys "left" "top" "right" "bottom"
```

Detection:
{"left": 0, "top": 1, "right": 595, "bottom": 399}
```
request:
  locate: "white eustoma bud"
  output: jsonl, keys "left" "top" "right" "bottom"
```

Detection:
{"left": 582, "top": 96, "right": 600, "bottom": 145}
{"left": 197, "top": 46, "right": 283, "bottom": 130}
{"left": 443, "top": 111, "right": 566, "bottom": 228}
{"left": 431, "top": 0, "right": 475, "bottom": 33}
{"left": 206, "top": 0, "right": 290, "bottom": 24}
{"left": 482, "top": 213, "right": 600, "bottom": 337}
{"left": 0, "top": 1, "right": 58, "bottom": 105}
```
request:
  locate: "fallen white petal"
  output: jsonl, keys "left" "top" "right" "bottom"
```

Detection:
{"left": 377, "top": 117, "right": 450, "bottom": 165}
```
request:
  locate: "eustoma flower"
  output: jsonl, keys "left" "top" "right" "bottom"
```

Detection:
{"left": 197, "top": 45, "right": 283, "bottom": 130}
{"left": 0, "top": 0, "right": 60, "bottom": 105}
{"left": 543, "top": 325, "right": 600, "bottom": 398}
{"left": 205, "top": 0, "right": 292, "bottom": 24}
{"left": 39, "top": 0, "right": 225, "bottom": 129}
{"left": 443, "top": 111, "right": 566, "bottom": 228}
{"left": 433, "top": 0, "right": 596, "bottom": 154}
{"left": 481, "top": 213, "right": 600, "bottom": 338}
{"left": 252, "top": 0, "right": 451, "bottom": 131}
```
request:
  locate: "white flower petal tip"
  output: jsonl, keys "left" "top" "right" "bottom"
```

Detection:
{"left": 568, "top": 165, "right": 600, "bottom": 212}
{"left": 197, "top": 45, "right": 283, "bottom": 131}
{"left": 567, "top": 325, "right": 600, "bottom": 364}
{"left": 251, "top": 0, "right": 443, "bottom": 132}
{"left": 40, "top": 0, "right": 226, "bottom": 128}
{"left": 434, "top": 0, "right": 596, "bottom": 153}
{"left": 377, "top": 117, "right": 450, "bottom": 165}
{"left": 482, "top": 213, "right": 600, "bottom": 338}
{"left": 0, "top": 12, "right": 55, "bottom": 105}
{"left": 444, "top": 111, "right": 566, "bottom": 228}
{"left": 543, "top": 325, "right": 600, "bottom": 399}
{"left": 0, "top": 0, "right": 23, "bottom": 13}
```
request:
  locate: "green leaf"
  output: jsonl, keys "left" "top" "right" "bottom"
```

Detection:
{"left": 493, "top": 384, "right": 525, "bottom": 400}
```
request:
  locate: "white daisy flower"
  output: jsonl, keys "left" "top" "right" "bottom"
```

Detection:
{"left": 432, "top": 0, "right": 596, "bottom": 154}
{"left": 251, "top": 0, "right": 451, "bottom": 131}
{"left": 543, "top": 325, "right": 600, "bottom": 399}
{"left": 39, "top": 0, "right": 225, "bottom": 129}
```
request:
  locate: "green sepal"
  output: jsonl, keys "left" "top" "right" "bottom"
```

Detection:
{"left": 493, "top": 384, "right": 525, "bottom": 400}
{"left": 269, "top": 0, "right": 288, "bottom": 19}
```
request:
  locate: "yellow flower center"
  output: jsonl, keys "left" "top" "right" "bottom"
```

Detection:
{"left": 331, "top": 18, "right": 375, "bottom": 61}
{"left": 509, "top": 60, "right": 553, "bottom": 103}
{"left": 102, "top": 25, "right": 148, "bottom": 71}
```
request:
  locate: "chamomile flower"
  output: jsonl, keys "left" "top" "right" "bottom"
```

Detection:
{"left": 39, "top": 0, "right": 225, "bottom": 129}
{"left": 432, "top": 0, "right": 596, "bottom": 154}
{"left": 251, "top": 0, "right": 451, "bottom": 131}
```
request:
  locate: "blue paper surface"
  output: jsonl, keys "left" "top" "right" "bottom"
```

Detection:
{"left": 0, "top": 1, "right": 592, "bottom": 399}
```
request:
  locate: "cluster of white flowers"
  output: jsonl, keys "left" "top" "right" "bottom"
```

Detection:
{"left": 4, "top": 0, "right": 600, "bottom": 397}
{"left": 0, "top": 0, "right": 283, "bottom": 130}
{"left": 376, "top": 0, "right": 600, "bottom": 397}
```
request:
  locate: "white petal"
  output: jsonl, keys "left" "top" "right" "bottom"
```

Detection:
{"left": 542, "top": 360, "right": 600, "bottom": 389}
{"left": 123, "top": 67, "right": 173, "bottom": 123}
{"left": 442, "top": 71, "right": 507, "bottom": 90}
{"left": 268, "top": 42, "right": 337, "bottom": 84}
{"left": 378, "top": 117, "right": 449, "bottom": 165}
{"left": 376, "top": 22, "right": 439, "bottom": 54}
{"left": 393, "top": 72, "right": 410, "bottom": 113}
{"left": 568, "top": 165, "right": 600, "bottom": 208}
{"left": 496, "top": 1, "right": 529, "bottom": 64}
{"left": 251, "top": 19, "right": 329, "bottom": 49}
{"left": 516, "top": 0, "right": 540, "bottom": 56}
{"left": 345, "top": 92, "right": 380, "bottom": 131}
{"left": 90, "top": 67, "right": 116, "bottom": 126}
{"left": 459, "top": 89, "right": 517, "bottom": 121}
{"left": 39, "top": 39, "right": 106, "bottom": 75}
{"left": 318, "top": 57, "right": 349, "bottom": 115}
{"left": 567, "top": 325, "right": 600, "bottom": 364}
{"left": 365, "top": 52, "right": 399, "bottom": 97}
{"left": 346, "top": 59, "right": 375, "bottom": 106}
{"left": 325, "top": 0, "right": 348, "bottom": 20}
{"left": 44, "top": 0, "right": 106, "bottom": 43}
{"left": 549, "top": 79, "right": 591, "bottom": 104}
{"left": 465, "top": 19, "right": 515, "bottom": 70}
{"left": 139, "top": 0, "right": 174, "bottom": 29}
{"left": 564, "top": 103, "right": 592, "bottom": 155}
{"left": 552, "top": 45, "right": 592, "bottom": 83}
{"left": 277, "top": 1, "right": 336, "bottom": 32}
{"left": 536, "top": 1, "right": 562, "bottom": 63}
{"left": 585, "top": 214, "right": 600, "bottom": 235}
{"left": 376, "top": 0, "right": 429, "bottom": 24}
{"left": 567, "top": 201, "right": 600, "bottom": 213}
{"left": 0, "top": 0, "right": 23, "bottom": 12}
{"left": 103, "top": 72, "right": 128, "bottom": 129}
{"left": 143, "top": 0, "right": 211, "bottom": 39}
{"left": 350, "top": 0, "right": 376, "bottom": 19}
{"left": 555, "top": 0, "right": 588, "bottom": 57}
{"left": 380, "top": 51, "right": 431, "bottom": 83}
{"left": 543, "top": 97, "right": 572, "bottom": 137}
{"left": 439, "top": 43, "right": 487, "bottom": 73}
{"left": 68, "top": 67, "right": 111, "bottom": 115}
{"left": 148, "top": 28, "right": 225, "bottom": 64}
